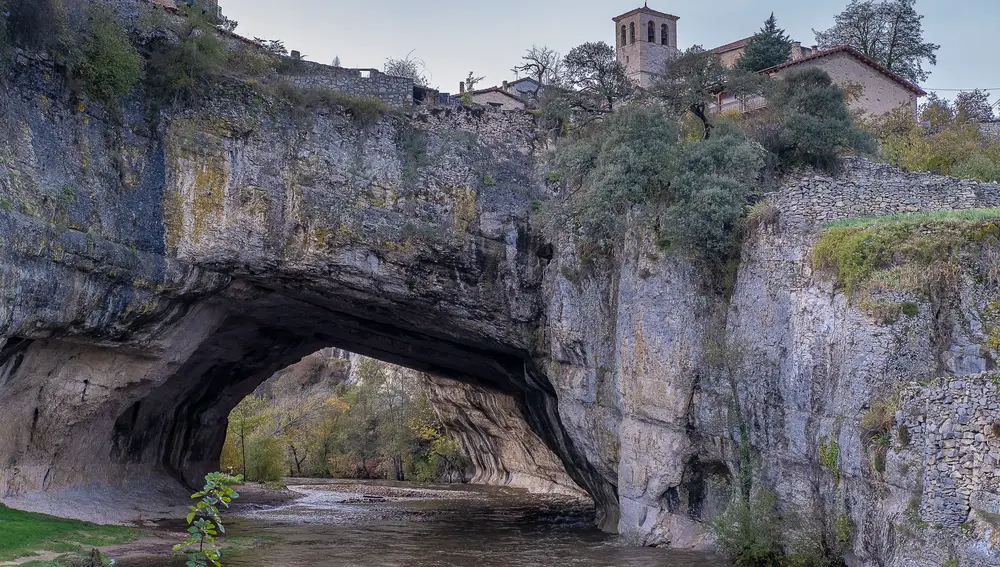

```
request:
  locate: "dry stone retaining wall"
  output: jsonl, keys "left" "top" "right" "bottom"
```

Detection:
{"left": 897, "top": 375, "right": 1000, "bottom": 529}
{"left": 772, "top": 157, "right": 1000, "bottom": 228}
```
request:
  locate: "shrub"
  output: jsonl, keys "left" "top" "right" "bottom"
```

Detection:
{"left": 661, "top": 133, "right": 764, "bottom": 265}
{"left": 952, "top": 152, "right": 1000, "bottom": 183}
{"left": 711, "top": 489, "right": 785, "bottom": 567}
{"left": 245, "top": 434, "right": 285, "bottom": 482}
{"left": 143, "top": 6, "right": 227, "bottom": 106}
{"left": 757, "top": 67, "right": 874, "bottom": 171}
{"left": 545, "top": 104, "right": 762, "bottom": 266}
{"left": 810, "top": 216, "right": 993, "bottom": 296}
{"left": 547, "top": 104, "right": 681, "bottom": 254}
{"left": 746, "top": 200, "right": 779, "bottom": 233}
{"left": 75, "top": 6, "right": 144, "bottom": 102}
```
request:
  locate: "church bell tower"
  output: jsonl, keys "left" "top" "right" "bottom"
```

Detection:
{"left": 613, "top": 4, "right": 680, "bottom": 88}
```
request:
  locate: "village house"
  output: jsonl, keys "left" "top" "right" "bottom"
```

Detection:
{"left": 714, "top": 44, "right": 925, "bottom": 116}
{"left": 451, "top": 77, "right": 540, "bottom": 110}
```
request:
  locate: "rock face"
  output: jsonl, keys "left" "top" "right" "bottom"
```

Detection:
{"left": 2, "top": 53, "right": 1000, "bottom": 566}
{"left": 422, "top": 375, "right": 589, "bottom": 498}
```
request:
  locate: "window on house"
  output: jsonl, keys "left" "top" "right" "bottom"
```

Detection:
{"left": 661, "top": 24, "right": 669, "bottom": 46}
{"left": 648, "top": 21, "right": 655, "bottom": 43}
{"left": 621, "top": 25, "right": 627, "bottom": 47}
{"left": 629, "top": 22, "right": 635, "bottom": 44}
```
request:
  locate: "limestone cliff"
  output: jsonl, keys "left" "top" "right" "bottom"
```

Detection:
{"left": 1, "top": 47, "right": 1000, "bottom": 567}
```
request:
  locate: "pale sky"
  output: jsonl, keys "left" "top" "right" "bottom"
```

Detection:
{"left": 222, "top": 0, "right": 1000, "bottom": 103}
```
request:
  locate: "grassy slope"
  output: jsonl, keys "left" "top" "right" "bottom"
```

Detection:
{"left": 0, "top": 504, "right": 137, "bottom": 562}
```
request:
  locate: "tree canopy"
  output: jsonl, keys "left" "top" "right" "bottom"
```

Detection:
{"left": 736, "top": 13, "right": 792, "bottom": 72}
{"left": 814, "top": 0, "right": 939, "bottom": 84}
{"left": 758, "top": 67, "right": 874, "bottom": 170}
{"left": 562, "top": 41, "right": 635, "bottom": 114}
{"left": 954, "top": 89, "right": 996, "bottom": 123}
{"left": 654, "top": 46, "right": 727, "bottom": 139}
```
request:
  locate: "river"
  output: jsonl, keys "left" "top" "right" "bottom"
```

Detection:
{"left": 120, "top": 479, "right": 721, "bottom": 567}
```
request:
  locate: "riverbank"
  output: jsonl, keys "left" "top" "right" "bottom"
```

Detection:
{"left": 2, "top": 480, "right": 715, "bottom": 567}
{"left": 0, "top": 504, "right": 137, "bottom": 566}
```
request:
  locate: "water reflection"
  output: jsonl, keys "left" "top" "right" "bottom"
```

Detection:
{"left": 123, "top": 480, "right": 721, "bottom": 567}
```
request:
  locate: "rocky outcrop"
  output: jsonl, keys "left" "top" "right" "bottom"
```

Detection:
{"left": 422, "top": 375, "right": 588, "bottom": 498}
{"left": 2, "top": 47, "right": 1000, "bottom": 566}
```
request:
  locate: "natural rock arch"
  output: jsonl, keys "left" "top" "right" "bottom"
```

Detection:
{"left": 0, "top": 70, "right": 619, "bottom": 527}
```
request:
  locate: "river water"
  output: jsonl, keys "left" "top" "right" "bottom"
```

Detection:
{"left": 123, "top": 479, "right": 721, "bottom": 567}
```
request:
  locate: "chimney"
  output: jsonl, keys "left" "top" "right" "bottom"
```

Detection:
{"left": 791, "top": 41, "right": 802, "bottom": 60}
{"left": 503, "top": 80, "right": 509, "bottom": 91}
{"left": 460, "top": 82, "right": 465, "bottom": 94}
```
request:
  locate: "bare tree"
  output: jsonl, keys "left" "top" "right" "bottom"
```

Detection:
{"left": 384, "top": 50, "right": 429, "bottom": 87}
{"left": 464, "top": 71, "right": 485, "bottom": 92}
{"left": 512, "top": 45, "right": 563, "bottom": 96}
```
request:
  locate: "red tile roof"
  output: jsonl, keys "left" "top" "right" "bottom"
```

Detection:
{"left": 711, "top": 37, "right": 753, "bottom": 54}
{"left": 760, "top": 45, "right": 926, "bottom": 96}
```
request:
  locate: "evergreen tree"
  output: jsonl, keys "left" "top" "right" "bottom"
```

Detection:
{"left": 736, "top": 13, "right": 792, "bottom": 72}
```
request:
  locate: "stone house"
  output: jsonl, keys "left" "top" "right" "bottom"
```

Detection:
{"left": 453, "top": 86, "right": 527, "bottom": 111}
{"left": 715, "top": 45, "right": 926, "bottom": 117}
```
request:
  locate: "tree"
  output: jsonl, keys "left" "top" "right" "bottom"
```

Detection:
{"left": 918, "top": 92, "right": 954, "bottom": 131}
{"left": 562, "top": 41, "right": 634, "bottom": 114}
{"left": 384, "top": 50, "right": 428, "bottom": 87}
{"left": 736, "top": 13, "right": 792, "bottom": 72}
{"left": 226, "top": 395, "right": 268, "bottom": 479}
{"left": 463, "top": 71, "right": 485, "bottom": 92}
{"left": 331, "top": 55, "right": 341, "bottom": 67}
{"left": 955, "top": 89, "right": 995, "bottom": 123}
{"left": 512, "top": 45, "right": 563, "bottom": 94}
{"left": 75, "top": 5, "right": 145, "bottom": 102}
{"left": 814, "top": 0, "right": 939, "bottom": 84}
{"left": 726, "top": 68, "right": 771, "bottom": 112}
{"left": 758, "top": 67, "right": 874, "bottom": 170}
{"left": 654, "top": 46, "right": 727, "bottom": 139}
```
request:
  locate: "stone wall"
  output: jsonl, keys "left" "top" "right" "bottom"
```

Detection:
{"left": 772, "top": 157, "right": 1000, "bottom": 228}
{"left": 897, "top": 374, "right": 1000, "bottom": 530}
{"left": 280, "top": 61, "right": 414, "bottom": 107}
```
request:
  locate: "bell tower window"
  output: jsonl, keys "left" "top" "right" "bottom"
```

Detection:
{"left": 661, "top": 24, "right": 669, "bottom": 46}
{"left": 648, "top": 21, "right": 655, "bottom": 43}
{"left": 629, "top": 22, "right": 635, "bottom": 44}
{"left": 621, "top": 25, "right": 627, "bottom": 47}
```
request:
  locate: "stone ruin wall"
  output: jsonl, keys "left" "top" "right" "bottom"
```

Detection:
{"left": 772, "top": 156, "right": 1000, "bottom": 229}
{"left": 897, "top": 374, "right": 1000, "bottom": 533}
{"left": 280, "top": 61, "right": 415, "bottom": 107}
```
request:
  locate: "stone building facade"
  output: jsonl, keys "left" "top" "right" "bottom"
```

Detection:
{"left": 716, "top": 45, "right": 925, "bottom": 117}
{"left": 613, "top": 6, "right": 679, "bottom": 88}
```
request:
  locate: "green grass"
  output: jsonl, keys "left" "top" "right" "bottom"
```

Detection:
{"left": 0, "top": 504, "right": 137, "bottom": 562}
{"left": 813, "top": 210, "right": 1000, "bottom": 296}
{"left": 823, "top": 207, "right": 1000, "bottom": 229}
